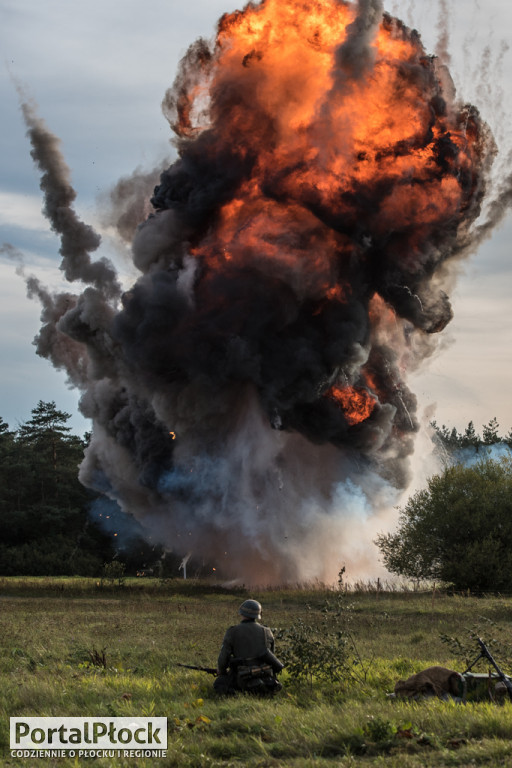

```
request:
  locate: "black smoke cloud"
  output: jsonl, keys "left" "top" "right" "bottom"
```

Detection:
{"left": 10, "top": 1, "right": 508, "bottom": 583}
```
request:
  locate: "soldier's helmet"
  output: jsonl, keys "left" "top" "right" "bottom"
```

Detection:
{"left": 239, "top": 599, "right": 262, "bottom": 620}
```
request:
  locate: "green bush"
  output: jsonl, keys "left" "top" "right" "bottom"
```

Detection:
{"left": 375, "top": 457, "right": 512, "bottom": 591}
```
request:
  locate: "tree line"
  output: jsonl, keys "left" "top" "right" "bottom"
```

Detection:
{"left": 0, "top": 401, "right": 170, "bottom": 577}
{"left": 376, "top": 417, "right": 512, "bottom": 592}
{"left": 431, "top": 417, "right": 511, "bottom": 452}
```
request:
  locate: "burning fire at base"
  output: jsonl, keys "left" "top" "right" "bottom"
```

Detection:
{"left": 14, "top": 0, "right": 507, "bottom": 583}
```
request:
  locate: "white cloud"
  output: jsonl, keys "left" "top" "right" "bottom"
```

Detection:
{"left": 0, "top": 191, "right": 49, "bottom": 231}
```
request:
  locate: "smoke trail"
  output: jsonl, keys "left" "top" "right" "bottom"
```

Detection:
{"left": 435, "top": 0, "right": 451, "bottom": 66}
{"left": 19, "top": 100, "right": 120, "bottom": 300}
{"left": 13, "top": 0, "right": 507, "bottom": 584}
{"left": 335, "top": 0, "right": 384, "bottom": 77}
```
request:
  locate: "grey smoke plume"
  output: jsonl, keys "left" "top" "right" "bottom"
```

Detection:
{"left": 20, "top": 100, "right": 120, "bottom": 300}
{"left": 435, "top": 0, "right": 452, "bottom": 67}
{"left": 336, "top": 0, "right": 384, "bottom": 77}
{"left": 13, "top": 0, "right": 509, "bottom": 584}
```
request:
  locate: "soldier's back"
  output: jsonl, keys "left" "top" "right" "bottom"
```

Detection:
{"left": 225, "top": 621, "right": 272, "bottom": 660}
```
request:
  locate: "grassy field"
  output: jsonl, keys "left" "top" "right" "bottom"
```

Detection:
{"left": 1, "top": 577, "right": 512, "bottom": 767}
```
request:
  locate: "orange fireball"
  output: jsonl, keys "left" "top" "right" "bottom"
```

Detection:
{"left": 327, "top": 385, "right": 377, "bottom": 426}
{"left": 150, "top": 0, "right": 488, "bottom": 442}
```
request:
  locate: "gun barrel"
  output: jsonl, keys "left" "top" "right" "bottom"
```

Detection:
{"left": 478, "top": 638, "right": 502, "bottom": 670}
{"left": 477, "top": 638, "right": 512, "bottom": 701}
{"left": 177, "top": 663, "right": 217, "bottom": 676}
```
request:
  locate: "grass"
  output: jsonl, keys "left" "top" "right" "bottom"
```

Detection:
{"left": 1, "top": 578, "right": 512, "bottom": 766}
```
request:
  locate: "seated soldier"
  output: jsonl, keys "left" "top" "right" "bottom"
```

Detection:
{"left": 214, "top": 599, "right": 283, "bottom": 695}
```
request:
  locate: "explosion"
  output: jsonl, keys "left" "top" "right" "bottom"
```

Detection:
{"left": 15, "top": 0, "right": 499, "bottom": 583}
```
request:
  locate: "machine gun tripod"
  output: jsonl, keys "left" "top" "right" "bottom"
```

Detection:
{"left": 463, "top": 637, "right": 512, "bottom": 702}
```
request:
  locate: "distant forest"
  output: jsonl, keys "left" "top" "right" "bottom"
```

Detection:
{"left": 0, "top": 400, "right": 178, "bottom": 577}
{"left": 431, "top": 417, "right": 512, "bottom": 453}
{"left": 0, "top": 402, "right": 510, "bottom": 577}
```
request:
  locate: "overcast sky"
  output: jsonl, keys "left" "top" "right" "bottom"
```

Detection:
{"left": 1, "top": 0, "right": 511, "bottom": 438}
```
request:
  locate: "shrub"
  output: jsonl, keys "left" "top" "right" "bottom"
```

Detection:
{"left": 375, "top": 457, "right": 512, "bottom": 591}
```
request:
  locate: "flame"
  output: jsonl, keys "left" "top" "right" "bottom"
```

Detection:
{"left": 170, "top": 0, "right": 482, "bottom": 317}
{"left": 153, "top": 0, "right": 486, "bottom": 452}
{"left": 327, "top": 385, "right": 377, "bottom": 426}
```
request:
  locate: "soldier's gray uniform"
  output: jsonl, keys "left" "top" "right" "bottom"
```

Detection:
{"left": 217, "top": 620, "right": 275, "bottom": 675}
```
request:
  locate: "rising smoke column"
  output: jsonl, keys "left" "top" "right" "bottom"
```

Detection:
{"left": 17, "top": 0, "right": 497, "bottom": 583}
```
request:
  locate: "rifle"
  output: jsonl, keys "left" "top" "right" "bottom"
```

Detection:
{"left": 464, "top": 638, "right": 512, "bottom": 702}
{"left": 176, "top": 658, "right": 263, "bottom": 676}
{"left": 177, "top": 663, "right": 217, "bottom": 676}
{"left": 177, "top": 650, "right": 284, "bottom": 679}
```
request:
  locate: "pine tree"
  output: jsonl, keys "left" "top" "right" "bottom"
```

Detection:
{"left": 482, "top": 417, "right": 500, "bottom": 445}
{"left": 461, "top": 420, "right": 480, "bottom": 448}
{"left": 18, "top": 401, "right": 77, "bottom": 506}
